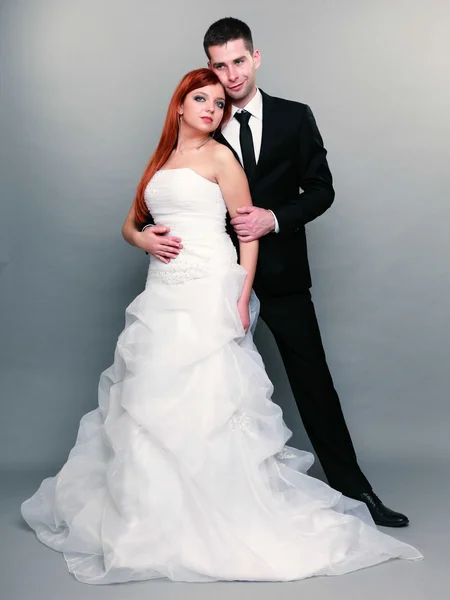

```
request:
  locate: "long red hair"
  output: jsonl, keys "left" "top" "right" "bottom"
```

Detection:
{"left": 134, "top": 68, "right": 231, "bottom": 226}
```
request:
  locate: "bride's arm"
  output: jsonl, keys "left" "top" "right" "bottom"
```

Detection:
{"left": 215, "top": 145, "right": 258, "bottom": 311}
{"left": 122, "top": 200, "right": 182, "bottom": 263}
{"left": 122, "top": 200, "right": 146, "bottom": 247}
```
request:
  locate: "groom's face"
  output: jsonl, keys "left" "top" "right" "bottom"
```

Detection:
{"left": 208, "top": 39, "right": 260, "bottom": 105}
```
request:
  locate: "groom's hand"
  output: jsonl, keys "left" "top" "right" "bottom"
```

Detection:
{"left": 139, "top": 226, "right": 183, "bottom": 264}
{"left": 231, "top": 206, "right": 275, "bottom": 242}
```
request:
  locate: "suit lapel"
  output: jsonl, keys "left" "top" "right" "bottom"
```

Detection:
{"left": 254, "top": 90, "right": 277, "bottom": 180}
{"left": 216, "top": 90, "right": 277, "bottom": 184}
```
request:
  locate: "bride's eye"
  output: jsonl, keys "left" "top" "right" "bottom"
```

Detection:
{"left": 215, "top": 101, "right": 225, "bottom": 109}
{"left": 194, "top": 96, "right": 206, "bottom": 102}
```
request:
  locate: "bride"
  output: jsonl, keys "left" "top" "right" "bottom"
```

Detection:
{"left": 21, "top": 68, "right": 422, "bottom": 584}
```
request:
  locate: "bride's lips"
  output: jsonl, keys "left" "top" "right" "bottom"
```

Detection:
{"left": 201, "top": 116, "right": 213, "bottom": 123}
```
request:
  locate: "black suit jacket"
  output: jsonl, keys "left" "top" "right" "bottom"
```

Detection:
{"left": 216, "top": 90, "right": 335, "bottom": 296}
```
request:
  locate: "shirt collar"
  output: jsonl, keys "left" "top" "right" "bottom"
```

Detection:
{"left": 231, "top": 88, "right": 263, "bottom": 121}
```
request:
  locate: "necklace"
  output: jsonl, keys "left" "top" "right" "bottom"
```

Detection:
{"left": 179, "top": 135, "right": 212, "bottom": 155}
{"left": 178, "top": 115, "right": 214, "bottom": 155}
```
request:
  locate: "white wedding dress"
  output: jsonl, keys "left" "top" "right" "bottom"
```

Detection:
{"left": 21, "top": 168, "right": 422, "bottom": 584}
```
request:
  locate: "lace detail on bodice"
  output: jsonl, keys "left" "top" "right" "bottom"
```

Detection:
{"left": 144, "top": 168, "right": 239, "bottom": 286}
{"left": 147, "top": 241, "right": 238, "bottom": 285}
{"left": 149, "top": 261, "right": 207, "bottom": 286}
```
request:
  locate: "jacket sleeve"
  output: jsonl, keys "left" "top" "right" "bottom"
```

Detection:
{"left": 274, "top": 105, "right": 335, "bottom": 234}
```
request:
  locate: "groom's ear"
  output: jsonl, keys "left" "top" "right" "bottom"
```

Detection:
{"left": 207, "top": 61, "right": 212, "bottom": 70}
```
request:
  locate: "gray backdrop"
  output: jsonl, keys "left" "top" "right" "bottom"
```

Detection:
{"left": 1, "top": 0, "right": 449, "bottom": 481}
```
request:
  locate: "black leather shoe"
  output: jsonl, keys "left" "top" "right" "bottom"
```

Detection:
{"left": 351, "top": 492, "right": 409, "bottom": 527}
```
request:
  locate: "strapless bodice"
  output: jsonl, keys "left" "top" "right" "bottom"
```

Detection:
{"left": 145, "top": 168, "right": 227, "bottom": 239}
{"left": 144, "top": 168, "right": 238, "bottom": 285}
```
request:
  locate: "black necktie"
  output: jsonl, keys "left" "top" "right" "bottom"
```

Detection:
{"left": 234, "top": 110, "right": 256, "bottom": 180}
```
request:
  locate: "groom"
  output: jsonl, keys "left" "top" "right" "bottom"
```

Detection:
{"left": 145, "top": 18, "right": 408, "bottom": 527}
{"left": 203, "top": 17, "right": 409, "bottom": 528}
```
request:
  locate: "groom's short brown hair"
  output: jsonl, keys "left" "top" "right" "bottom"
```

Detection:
{"left": 203, "top": 17, "right": 254, "bottom": 60}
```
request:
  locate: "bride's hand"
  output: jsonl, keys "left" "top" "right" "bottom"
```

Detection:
{"left": 137, "top": 226, "right": 183, "bottom": 263}
{"left": 237, "top": 298, "right": 250, "bottom": 333}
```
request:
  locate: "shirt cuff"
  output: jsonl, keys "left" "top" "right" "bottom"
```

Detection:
{"left": 269, "top": 210, "right": 280, "bottom": 233}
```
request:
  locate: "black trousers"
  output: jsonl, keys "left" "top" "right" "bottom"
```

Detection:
{"left": 258, "top": 290, "right": 372, "bottom": 496}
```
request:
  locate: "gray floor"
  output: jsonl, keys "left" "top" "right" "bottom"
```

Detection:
{"left": 1, "top": 463, "right": 448, "bottom": 600}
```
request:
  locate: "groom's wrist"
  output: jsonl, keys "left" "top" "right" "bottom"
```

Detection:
{"left": 268, "top": 210, "right": 279, "bottom": 233}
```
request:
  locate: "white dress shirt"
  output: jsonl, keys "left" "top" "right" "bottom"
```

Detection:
{"left": 221, "top": 88, "right": 279, "bottom": 233}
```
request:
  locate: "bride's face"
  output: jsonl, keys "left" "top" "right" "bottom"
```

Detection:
{"left": 179, "top": 83, "right": 225, "bottom": 134}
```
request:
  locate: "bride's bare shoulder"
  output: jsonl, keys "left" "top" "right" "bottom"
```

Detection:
{"left": 209, "top": 141, "right": 237, "bottom": 166}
